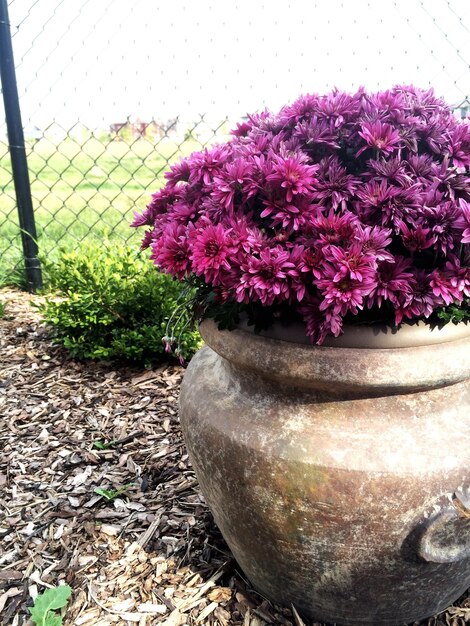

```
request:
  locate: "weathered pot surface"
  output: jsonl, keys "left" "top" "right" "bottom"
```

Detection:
{"left": 179, "top": 319, "right": 470, "bottom": 626}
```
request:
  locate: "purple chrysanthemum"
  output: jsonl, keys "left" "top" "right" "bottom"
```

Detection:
{"left": 367, "top": 257, "right": 413, "bottom": 308}
{"left": 190, "top": 223, "right": 234, "bottom": 283}
{"left": 260, "top": 196, "right": 318, "bottom": 232}
{"left": 354, "top": 224, "right": 394, "bottom": 262}
{"left": 239, "top": 246, "right": 298, "bottom": 306}
{"left": 357, "top": 121, "right": 402, "bottom": 156}
{"left": 164, "top": 158, "right": 191, "bottom": 186}
{"left": 398, "top": 220, "right": 435, "bottom": 253}
{"left": 367, "top": 157, "right": 412, "bottom": 187}
{"left": 188, "top": 146, "right": 230, "bottom": 185}
{"left": 211, "top": 158, "right": 257, "bottom": 211}
{"left": 135, "top": 85, "right": 470, "bottom": 345}
{"left": 395, "top": 269, "right": 442, "bottom": 324}
{"left": 419, "top": 202, "right": 464, "bottom": 255}
{"left": 311, "top": 211, "right": 358, "bottom": 247}
{"left": 459, "top": 198, "right": 470, "bottom": 244}
{"left": 266, "top": 152, "right": 319, "bottom": 202}
{"left": 327, "top": 244, "right": 377, "bottom": 283}
{"left": 316, "top": 261, "right": 376, "bottom": 317}
{"left": 150, "top": 223, "right": 191, "bottom": 280}
{"left": 447, "top": 124, "right": 470, "bottom": 169}
{"left": 313, "top": 156, "right": 360, "bottom": 210}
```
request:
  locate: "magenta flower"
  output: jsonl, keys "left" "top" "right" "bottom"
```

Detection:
{"left": 131, "top": 208, "right": 153, "bottom": 228}
{"left": 280, "top": 93, "right": 320, "bottom": 124}
{"left": 357, "top": 121, "right": 402, "bottom": 156}
{"left": 315, "top": 88, "right": 363, "bottom": 127}
{"left": 170, "top": 202, "right": 200, "bottom": 224}
{"left": 294, "top": 117, "right": 339, "bottom": 151}
{"left": 367, "top": 257, "right": 413, "bottom": 308}
{"left": 140, "top": 230, "right": 153, "bottom": 250}
{"left": 321, "top": 308, "right": 344, "bottom": 339}
{"left": 354, "top": 224, "right": 393, "bottom": 262}
{"left": 316, "top": 262, "right": 375, "bottom": 317}
{"left": 327, "top": 244, "right": 377, "bottom": 283}
{"left": 429, "top": 267, "right": 463, "bottom": 305}
{"left": 298, "top": 296, "right": 326, "bottom": 343}
{"left": 313, "top": 156, "right": 360, "bottom": 210}
{"left": 398, "top": 220, "right": 435, "bottom": 253}
{"left": 228, "top": 217, "right": 266, "bottom": 257}
{"left": 431, "top": 159, "right": 470, "bottom": 200}
{"left": 393, "top": 85, "right": 443, "bottom": 117}
{"left": 135, "top": 85, "right": 470, "bottom": 346}
{"left": 231, "top": 120, "right": 252, "bottom": 137}
{"left": 266, "top": 152, "right": 318, "bottom": 202}
{"left": 406, "top": 154, "right": 434, "bottom": 181}
{"left": 364, "top": 90, "right": 407, "bottom": 120}
{"left": 150, "top": 223, "right": 191, "bottom": 280}
{"left": 261, "top": 196, "right": 318, "bottom": 232}
{"left": 188, "top": 146, "right": 230, "bottom": 185}
{"left": 367, "top": 157, "right": 412, "bottom": 187}
{"left": 447, "top": 124, "right": 470, "bottom": 169}
{"left": 164, "top": 158, "right": 191, "bottom": 186}
{"left": 355, "top": 181, "right": 421, "bottom": 229}
{"left": 130, "top": 187, "right": 175, "bottom": 227}
{"left": 299, "top": 245, "right": 325, "bottom": 280}
{"left": 212, "top": 158, "right": 257, "bottom": 210}
{"left": 448, "top": 259, "right": 470, "bottom": 298}
{"left": 420, "top": 202, "right": 464, "bottom": 255}
{"left": 311, "top": 211, "right": 358, "bottom": 247}
{"left": 417, "top": 114, "right": 449, "bottom": 153}
{"left": 240, "top": 247, "right": 298, "bottom": 306}
{"left": 190, "top": 223, "right": 235, "bottom": 283}
{"left": 354, "top": 180, "right": 401, "bottom": 226}
{"left": 317, "top": 276, "right": 372, "bottom": 317}
{"left": 287, "top": 245, "right": 309, "bottom": 302}
{"left": 395, "top": 270, "right": 442, "bottom": 324}
{"left": 459, "top": 198, "right": 470, "bottom": 244}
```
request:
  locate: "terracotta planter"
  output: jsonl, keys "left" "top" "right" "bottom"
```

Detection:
{"left": 179, "top": 319, "right": 470, "bottom": 626}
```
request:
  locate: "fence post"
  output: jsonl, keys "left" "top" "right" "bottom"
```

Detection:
{"left": 0, "top": 0, "right": 42, "bottom": 292}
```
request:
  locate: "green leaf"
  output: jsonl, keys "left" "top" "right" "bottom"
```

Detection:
{"left": 39, "top": 243, "right": 200, "bottom": 364}
{"left": 93, "top": 440, "right": 116, "bottom": 450}
{"left": 29, "top": 585, "right": 72, "bottom": 626}
{"left": 94, "top": 484, "right": 134, "bottom": 501}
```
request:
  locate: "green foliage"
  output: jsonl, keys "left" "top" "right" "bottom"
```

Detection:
{"left": 29, "top": 585, "right": 72, "bottom": 626}
{"left": 94, "top": 483, "right": 134, "bottom": 501}
{"left": 93, "top": 439, "right": 117, "bottom": 450}
{"left": 0, "top": 301, "right": 5, "bottom": 318}
{"left": 38, "top": 242, "right": 201, "bottom": 364}
{"left": 436, "top": 299, "right": 470, "bottom": 325}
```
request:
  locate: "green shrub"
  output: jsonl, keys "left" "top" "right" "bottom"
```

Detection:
{"left": 39, "top": 242, "right": 201, "bottom": 364}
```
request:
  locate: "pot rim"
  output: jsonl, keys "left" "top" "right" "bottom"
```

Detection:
{"left": 234, "top": 317, "right": 470, "bottom": 349}
{"left": 199, "top": 318, "right": 470, "bottom": 394}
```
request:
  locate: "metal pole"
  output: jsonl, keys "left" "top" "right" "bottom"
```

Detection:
{"left": 0, "top": 0, "right": 42, "bottom": 291}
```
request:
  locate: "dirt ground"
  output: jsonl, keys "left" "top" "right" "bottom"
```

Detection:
{"left": 0, "top": 288, "right": 468, "bottom": 626}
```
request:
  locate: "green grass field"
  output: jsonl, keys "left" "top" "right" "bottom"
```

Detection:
{"left": 0, "top": 133, "right": 213, "bottom": 287}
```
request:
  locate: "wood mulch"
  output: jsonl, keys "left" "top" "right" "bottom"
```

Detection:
{"left": 0, "top": 288, "right": 468, "bottom": 626}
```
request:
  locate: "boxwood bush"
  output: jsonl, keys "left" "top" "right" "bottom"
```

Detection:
{"left": 39, "top": 242, "right": 201, "bottom": 364}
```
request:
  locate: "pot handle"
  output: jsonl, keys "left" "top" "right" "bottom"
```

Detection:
{"left": 417, "top": 494, "right": 470, "bottom": 563}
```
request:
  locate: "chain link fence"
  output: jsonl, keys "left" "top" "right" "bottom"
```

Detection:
{"left": 1, "top": 0, "right": 470, "bottom": 287}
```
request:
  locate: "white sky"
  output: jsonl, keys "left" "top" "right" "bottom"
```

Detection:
{"left": 3, "top": 0, "right": 470, "bottom": 129}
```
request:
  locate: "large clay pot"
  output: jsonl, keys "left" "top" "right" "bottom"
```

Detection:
{"left": 179, "top": 319, "right": 470, "bottom": 626}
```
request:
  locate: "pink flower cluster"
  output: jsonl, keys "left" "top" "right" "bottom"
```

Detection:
{"left": 132, "top": 86, "right": 470, "bottom": 343}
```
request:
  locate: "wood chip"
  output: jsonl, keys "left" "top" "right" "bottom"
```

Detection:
{"left": 291, "top": 604, "right": 307, "bottom": 626}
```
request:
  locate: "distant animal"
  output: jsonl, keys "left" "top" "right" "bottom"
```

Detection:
{"left": 109, "top": 122, "right": 128, "bottom": 139}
